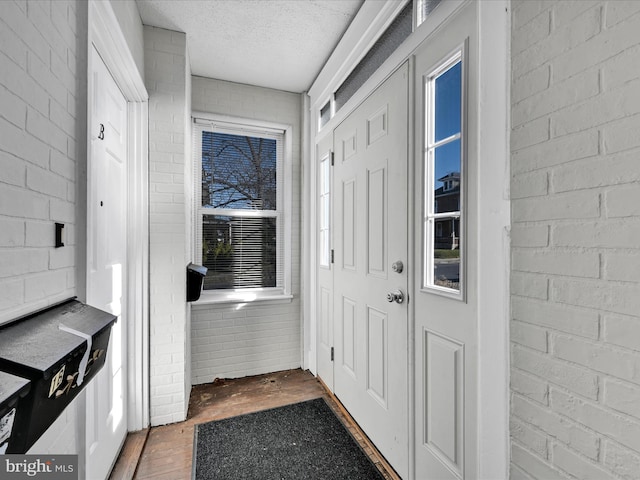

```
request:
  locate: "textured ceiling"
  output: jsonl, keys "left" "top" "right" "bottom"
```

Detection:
{"left": 135, "top": 0, "right": 364, "bottom": 93}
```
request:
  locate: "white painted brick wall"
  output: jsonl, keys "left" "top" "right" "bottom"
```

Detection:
{"left": 190, "top": 77, "right": 302, "bottom": 384}
{"left": 145, "top": 26, "right": 191, "bottom": 426}
{"left": 0, "top": 0, "right": 82, "bottom": 324}
{"left": 0, "top": 0, "right": 87, "bottom": 455}
{"left": 511, "top": 1, "right": 640, "bottom": 478}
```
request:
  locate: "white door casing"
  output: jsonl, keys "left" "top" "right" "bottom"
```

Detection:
{"left": 86, "top": 46, "right": 128, "bottom": 479}
{"left": 413, "top": 3, "right": 478, "bottom": 479}
{"left": 88, "top": 0, "right": 150, "bottom": 439}
{"left": 333, "top": 63, "right": 409, "bottom": 479}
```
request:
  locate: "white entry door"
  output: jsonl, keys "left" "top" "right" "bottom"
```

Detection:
{"left": 86, "top": 46, "right": 128, "bottom": 479}
{"left": 333, "top": 63, "right": 409, "bottom": 478}
{"left": 413, "top": 3, "right": 478, "bottom": 479}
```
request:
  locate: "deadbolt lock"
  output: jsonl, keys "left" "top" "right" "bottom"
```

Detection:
{"left": 392, "top": 261, "right": 404, "bottom": 273}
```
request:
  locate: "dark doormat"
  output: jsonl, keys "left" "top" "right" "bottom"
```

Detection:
{"left": 192, "top": 397, "right": 386, "bottom": 480}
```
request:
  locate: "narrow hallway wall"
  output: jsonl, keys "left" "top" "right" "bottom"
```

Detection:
{"left": 145, "top": 25, "right": 191, "bottom": 426}
{"left": 510, "top": 1, "right": 640, "bottom": 478}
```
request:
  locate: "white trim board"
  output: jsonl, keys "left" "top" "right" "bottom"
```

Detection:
{"left": 476, "top": 1, "right": 510, "bottom": 477}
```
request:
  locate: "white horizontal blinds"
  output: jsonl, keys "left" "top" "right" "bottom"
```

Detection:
{"left": 202, "top": 215, "right": 278, "bottom": 289}
{"left": 194, "top": 121, "right": 284, "bottom": 290}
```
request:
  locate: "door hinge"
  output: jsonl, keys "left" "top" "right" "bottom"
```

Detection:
{"left": 331, "top": 347, "right": 334, "bottom": 361}
{"left": 331, "top": 249, "right": 334, "bottom": 264}
{"left": 330, "top": 152, "right": 335, "bottom": 166}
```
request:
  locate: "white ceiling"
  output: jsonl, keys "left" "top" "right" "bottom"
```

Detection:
{"left": 135, "top": 0, "right": 364, "bottom": 93}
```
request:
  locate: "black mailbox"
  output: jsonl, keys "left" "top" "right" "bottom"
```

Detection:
{"left": 0, "top": 371, "right": 30, "bottom": 454}
{"left": 0, "top": 298, "right": 116, "bottom": 453}
{"left": 187, "top": 263, "right": 208, "bottom": 301}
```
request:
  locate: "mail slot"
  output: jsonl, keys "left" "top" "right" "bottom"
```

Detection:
{"left": 0, "top": 298, "right": 116, "bottom": 453}
{"left": 0, "top": 372, "right": 30, "bottom": 454}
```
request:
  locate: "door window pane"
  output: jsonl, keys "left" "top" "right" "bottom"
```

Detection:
{"left": 320, "top": 101, "right": 331, "bottom": 129}
{"left": 319, "top": 154, "right": 331, "bottom": 267}
{"left": 417, "top": 0, "right": 443, "bottom": 27}
{"left": 434, "top": 139, "right": 461, "bottom": 213}
{"left": 433, "top": 220, "right": 460, "bottom": 290}
{"left": 424, "top": 52, "right": 463, "bottom": 296}
{"left": 434, "top": 61, "right": 461, "bottom": 143}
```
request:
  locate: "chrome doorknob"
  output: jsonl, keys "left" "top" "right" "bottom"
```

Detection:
{"left": 386, "top": 290, "right": 404, "bottom": 304}
{"left": 392, "top": 261, "right": 404, "bottom": 273}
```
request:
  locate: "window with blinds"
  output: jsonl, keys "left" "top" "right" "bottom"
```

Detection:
{"left": 194, "top": 121, "right": 285, "bottom": 292}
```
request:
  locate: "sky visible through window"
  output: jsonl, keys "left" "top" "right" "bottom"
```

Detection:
{"left": 201, "top": 131, "right": 277, "bottom": 210}
{"left": 433, "top": 61, "right": 461, "bottom": 189}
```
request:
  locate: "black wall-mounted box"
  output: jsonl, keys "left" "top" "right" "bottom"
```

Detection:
{"left": 0, "top": 299, "right": 116, "bottom": 453}
{"left": 187, "top": 263, "right": 208, "bottom": 301}
{"left": 0, "top": 371, "right": 31, "bottom": 454}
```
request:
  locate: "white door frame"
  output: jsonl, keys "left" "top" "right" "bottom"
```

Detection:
{"left": 88, "top": 0, "right": 149, "bottom": 433}
{"left": 305, "top": 0, "right": 510, "bottom": 477}
{"left": 475, "top": 2, "right": 510, "bottom": 477}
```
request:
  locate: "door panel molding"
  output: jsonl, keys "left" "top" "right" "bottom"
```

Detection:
{"left": 367, "top": 105, "right": 389, "bottom": 146}
{"left": 366, "top": 306, "right": 388, "bottom": 407}
{"left": 342, "top": 179, "right": 357, "bottom": 270}
{"left": 367, "top": 164, "right": 387, "bottom": 277}
{"left": 341, "top": 296, "right": 357, "bottom": 377}
{"left": 423, "top": 328, "right": 464, "bottom": 478}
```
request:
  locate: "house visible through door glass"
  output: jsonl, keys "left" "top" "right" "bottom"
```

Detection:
{"left": 424, "top": 51, "right": 463, "bottom": 295}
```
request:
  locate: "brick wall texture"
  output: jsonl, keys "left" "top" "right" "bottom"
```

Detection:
{"left": 0, "top": 0, "right": 85, "bottom": 324}
{"left": 145, "top": 25, "right": 191, "bottom": 426}
{"left": 510, "top": 1, "right": 640, "bottom": 479}
{"left": 0, "top": 0, "right": 87, "bottom": 454}
{"left": 190, "top": 77, "right": 302, "bottom": 383}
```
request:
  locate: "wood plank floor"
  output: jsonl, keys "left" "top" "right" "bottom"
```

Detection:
{"left": 110, "top": 369, "right": 400, "bottom": 480}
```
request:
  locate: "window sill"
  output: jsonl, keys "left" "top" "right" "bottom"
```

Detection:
{"left": 191, "top": 291, "right": 294, "bottom": 307}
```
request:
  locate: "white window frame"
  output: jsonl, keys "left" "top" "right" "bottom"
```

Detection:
{"left": 415, "top": 0, "right": 444, "bottom": 29}
{"left": 318, "top": 96, "right": 335, "bottom": 132}
{"left": 318, "top": 150, "right": 332, "bottom": 268}
{"left": 192, "top": 112, "right": 293, "bottom": 304}
{"left": 422, "top": 47, "right": 466, "bottom": 300}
